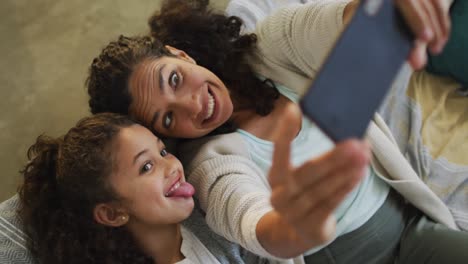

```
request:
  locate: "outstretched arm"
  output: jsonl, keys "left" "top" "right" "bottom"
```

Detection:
{"left": 257, "top": 104, "right": 371, "bottom": 258}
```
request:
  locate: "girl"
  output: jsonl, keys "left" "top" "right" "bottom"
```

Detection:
{"left": 86, "top": 0, "right": 467, "bottom": 263}
{"left": 18, "top": 113, "right": 258, "bottom": 264}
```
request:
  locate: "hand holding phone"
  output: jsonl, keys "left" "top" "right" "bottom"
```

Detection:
{"left": 300, "top": 0, "right": 413, "bottom": 142}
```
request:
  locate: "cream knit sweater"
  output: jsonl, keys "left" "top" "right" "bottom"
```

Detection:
{"left": 179, "top": 1, "right": 457, "bottom": 262}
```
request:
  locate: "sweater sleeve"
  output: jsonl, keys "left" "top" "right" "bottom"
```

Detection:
{"left": 190, "top": 155, "right": 276, "bottom": 258}
{"left": 251, "top": 0, "right": 350, "bottom": 95}
{"left": 181, "top": 134, "right": 287, "bottom": 260}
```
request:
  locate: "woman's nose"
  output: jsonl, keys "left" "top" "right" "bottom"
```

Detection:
{"left": 177, "top": 93, "right": 202, "bottom": 119}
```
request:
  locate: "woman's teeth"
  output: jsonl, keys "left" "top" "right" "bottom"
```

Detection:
{"left": 205, "top": 92, "right": 215, "bottom": 120}
{"left": 165, "top": 181, "right": 181, "bottom": 197}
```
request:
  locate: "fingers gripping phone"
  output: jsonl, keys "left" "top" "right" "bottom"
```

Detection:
{"left": 300, "top": 0, "right": 413, "bottom": 142}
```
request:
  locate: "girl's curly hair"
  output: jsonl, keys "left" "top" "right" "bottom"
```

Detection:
{"left": 86, "top": 0, "right": 279, "bottom": 136}
{"left": 18, "top": 113, "right": 153, "bottom": 264}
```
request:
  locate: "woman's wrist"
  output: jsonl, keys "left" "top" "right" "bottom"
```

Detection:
{"left": 256, "top": 210, "right": 315, "bottom": 259}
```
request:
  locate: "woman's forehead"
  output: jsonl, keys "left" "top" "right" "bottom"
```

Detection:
{"left": 131, "top": 56, "right": 181, "bottom": 87}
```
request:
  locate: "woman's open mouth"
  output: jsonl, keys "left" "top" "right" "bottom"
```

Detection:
{"left": 202, "top": 88, "right": 218, "bottom": 124}
{"left": 206, "top": 91, "right": 215, "bottom": 119}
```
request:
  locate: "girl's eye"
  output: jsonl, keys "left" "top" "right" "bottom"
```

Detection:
{"left": 169, "top": 71, "right": 180, "bottom": 89}
{"left": 163, "top": 112, "right": 173, "bottom": 129}
{"left": 140, "top": 162, "right": 153, "bottom": 174}
{"left": 160, "top": 148, "right": 169, "bottom": 157}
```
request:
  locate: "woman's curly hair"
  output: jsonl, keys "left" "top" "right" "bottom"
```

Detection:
{"left": 87, "top": 35, "right": 173, "bottom": 115}
{"left": 86, "top": 0, "right": 279, "bottom": 135}
{"left": 18, "top": 113, "right": 153, "bottom": 264}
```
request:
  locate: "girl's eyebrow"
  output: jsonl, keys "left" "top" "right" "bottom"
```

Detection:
{"left": 133, "top": 149, "right": 149, "bottom": 165}
{"left": 132, "top": 139, "right": 161, "bottom": 165}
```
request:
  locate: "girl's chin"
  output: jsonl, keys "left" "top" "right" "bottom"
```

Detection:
{"left": 179, "top": 199, "right": 195, "bottom": 220}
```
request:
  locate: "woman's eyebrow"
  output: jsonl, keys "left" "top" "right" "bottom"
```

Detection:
{"left": 158, "top": 63, "right": 167, "bottom": 93}
{"left": 148, "top": 63, "right": 167, "bottom": 131}
{"left": 150, "top": 111, "right": 160, "bottom": 132}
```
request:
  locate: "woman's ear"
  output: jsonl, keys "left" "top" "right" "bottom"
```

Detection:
{"left": 165, "top": 45, "right": 197, "bottom": 64}
{"left": 94, "top": 203, "right": 129, "bottom": 227}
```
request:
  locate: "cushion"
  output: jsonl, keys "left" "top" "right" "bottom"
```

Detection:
{"left": 0, "top": 195, "right": 35, "bottom": 264}
{"left": 379, "top": 66, "right": 468, "bottom": 231}
{"left": 426, "top": 0, "right": 468, "bottom": 87}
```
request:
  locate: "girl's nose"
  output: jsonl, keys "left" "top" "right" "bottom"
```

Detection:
{"left": 166, "top": 159, "right": 181, "bottom": 179}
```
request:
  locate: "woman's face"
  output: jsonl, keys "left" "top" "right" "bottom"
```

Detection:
{"left": 109, "top": 124, "right": 195, "bottom": 226}
{"left": 129, "top": 50, "right": 234, "bottom": 138}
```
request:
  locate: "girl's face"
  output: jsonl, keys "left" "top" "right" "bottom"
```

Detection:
{"left": 128, "top": 49, "right": 234, "bottom": 138}
{"left": 110, "top": 124, "right": 195, "bottom": 226}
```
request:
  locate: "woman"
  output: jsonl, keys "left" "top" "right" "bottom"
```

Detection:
{"left": 18, "top": 113, "right": 259, "bottom": 264}
{"left": 86, "top": 0, "right": 467, "bottom": 263}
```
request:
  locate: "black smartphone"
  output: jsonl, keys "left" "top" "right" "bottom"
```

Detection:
{"left": 299, "top": 0, "right": 413, "bottom": 142}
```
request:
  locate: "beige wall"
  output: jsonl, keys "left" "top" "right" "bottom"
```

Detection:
{"left": 0, "top": 0, "right": 230, "bottom": 202}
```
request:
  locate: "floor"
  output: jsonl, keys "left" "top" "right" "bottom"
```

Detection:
{"left": 0, "top": 0, "right": 230, "bottom": 201}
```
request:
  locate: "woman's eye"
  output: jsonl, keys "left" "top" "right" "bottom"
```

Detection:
{"left": 163, "top": 112, "right": 173, "bottom": 129}
{"left": 169, "top": 71, "right": 180, "bottom": 88}
{"left": 140, "top": 162, "right": 153, "bottom": 174}
{"left": 160, "top": 148, "right": 169, "bottom": 157}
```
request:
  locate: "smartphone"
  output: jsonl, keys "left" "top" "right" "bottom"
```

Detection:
{"left": 299, "top": 0, "right": 413, "bottom": 142}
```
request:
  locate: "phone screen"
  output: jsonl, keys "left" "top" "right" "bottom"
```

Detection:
{"left": 300, "top": 0, "right": 412, "bottom": 142}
